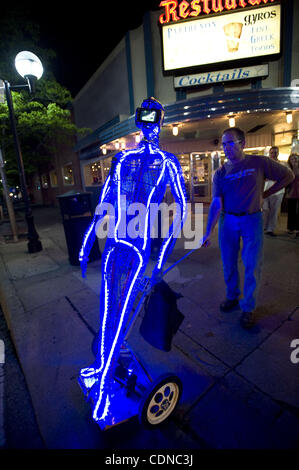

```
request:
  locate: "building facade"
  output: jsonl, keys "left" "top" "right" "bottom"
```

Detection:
{"left": 30, "top": 134, "right": 83, "bottom": 207}
{"left": 73, "top": 0, "right": 299, "bottom": 207}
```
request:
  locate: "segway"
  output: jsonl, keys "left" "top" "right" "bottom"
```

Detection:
{"left": 78, "top": 248, "right": 197, "bottom": 431}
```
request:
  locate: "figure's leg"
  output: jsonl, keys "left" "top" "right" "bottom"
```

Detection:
{"left": 79, "top": 245, "right": 116, "bottom": 389}
{"left": 90, "top": 244, "right": 146, "bottom": 423}
{"left": 239, "top": 213, "right": 264, "bottom": 313}
{"left": 218, "top": 214, "right": 241, "bottom": 301}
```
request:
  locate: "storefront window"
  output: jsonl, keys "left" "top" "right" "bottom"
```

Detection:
{"left": 191, "top": 153, "right": 211, "bottom": 199}
{"left": 49, "top": 170, "right": 58, "bottom": 187}
{"left": 62, "top": 164, "right": 74, "bottom": 185}
{"left": 83, "top": 161, "right": 103, "bottom": 186}
{"left": 177, "top": 154, "right": 191, "bottom": 200}
{"left": 102, "top": 157, "right": 112, "bottom": 180}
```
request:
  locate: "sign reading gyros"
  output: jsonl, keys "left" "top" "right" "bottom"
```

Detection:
{"left": 162, "top": 4, "right": 281, "bottom": 72}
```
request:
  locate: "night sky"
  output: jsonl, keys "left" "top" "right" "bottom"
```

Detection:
{"left": 2, "top": 0, "right": 162, "bottom": 97}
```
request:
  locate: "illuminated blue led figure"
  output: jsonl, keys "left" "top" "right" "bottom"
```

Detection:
{"left": 79, "top": 97, "right": 187, "bottom": 425}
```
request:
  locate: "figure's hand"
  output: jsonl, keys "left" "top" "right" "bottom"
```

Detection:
{"left": 151, "top": 269, "right": 163, "bottom": 287}
{"left": 80, "top": 255, "right": 88, "bottom": 278}
{"left": 200, "top": 232, "right": 212, "bottom": 248}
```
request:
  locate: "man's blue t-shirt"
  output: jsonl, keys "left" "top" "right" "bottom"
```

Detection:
{"left": 212, "top": 155, "right": 293, "bottom": 214}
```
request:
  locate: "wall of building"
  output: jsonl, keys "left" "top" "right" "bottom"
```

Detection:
{"left": 148, "top": 3, "right": 292, "bottom": 104}
{"left": 150, "top": 11, "right": 176, "bottom": 105}
{"left": 73, "top": 39, "right": 131, "bottom": 130}
{"left": 73, "top": 2, "right": 297, "bottom": 137}
{"left": 31, "top": 135, "right": 82, "bottom": 207}
{"left": 291, "top": 0, "right": 299, "bottom": 83}
{"left": 130, "top": 24, "right": 148, "bottom": 109}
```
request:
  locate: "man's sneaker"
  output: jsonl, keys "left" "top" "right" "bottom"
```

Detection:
{"left": 265, "top": 231, "right": 277, "bottom": 237}
{"left": 240, "top": 311, "right": 255, "bottom": 329}
{"left": 220, "top": 299, "right": 239, "bottom": 312}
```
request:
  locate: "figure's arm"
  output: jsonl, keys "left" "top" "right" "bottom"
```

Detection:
{"left": 79, "top": 173, "right": 112, "bottom": 277}
{"left": 152, "top": 156, "right": 187, "bottom": 281}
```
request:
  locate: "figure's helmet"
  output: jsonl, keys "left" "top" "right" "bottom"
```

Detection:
{"left": 135, "top": 97, "right": 165, "bottom": 133}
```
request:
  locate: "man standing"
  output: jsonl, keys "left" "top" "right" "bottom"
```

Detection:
{"left": 263, "top": 146, "right": 285, "bottom": 236}
{"left": 201, "top": 128, "right": 294, "bottom": 329}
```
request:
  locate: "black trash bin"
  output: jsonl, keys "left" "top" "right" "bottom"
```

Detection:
{"left": 57, "top": 191, "right": 101, "bottom": 266}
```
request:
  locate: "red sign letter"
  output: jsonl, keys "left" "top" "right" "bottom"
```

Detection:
{"left": 201, "top": 0, "right": 211, "bottom": 14}
{"left": 159, "top": 0, "right": 180, "bottom": 24}
{"left": 179, "top": 0, "right": 190, "bottom": 18}
{"left": 248, "top": 0, "right": 261, "bottom": 5}
{"left": 190, "top": 0, "right": 201, "bottom": 17}
{"left": 238, "top": 0, "right": 247, "bottom": 6}
{"left": 225, "top": 0, "right": 238, "bottom": 9}
{"left": 211, "top": 0, "right": 224, "bottom": 13}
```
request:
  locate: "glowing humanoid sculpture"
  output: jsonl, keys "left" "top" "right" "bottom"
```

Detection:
{"left": 79, "top": 97, "right": 187, "bottom": 425}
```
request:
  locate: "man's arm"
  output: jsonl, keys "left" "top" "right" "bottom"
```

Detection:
{"left": 263, "top": 172, "right": 294, "bottom": 199}
{"left": 263, "top": 159, "right": 294, "bottom": 199}
{"left": 201, "top": 196, "right": 223, "bottom": 247}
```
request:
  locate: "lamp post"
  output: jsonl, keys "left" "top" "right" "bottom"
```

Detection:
{"left": 3, "top": 51, "right": 43, "bottom": 253}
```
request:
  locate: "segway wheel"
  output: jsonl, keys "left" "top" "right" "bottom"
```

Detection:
{"left": 139, "top": 374, "right": 182, "bottom": 428}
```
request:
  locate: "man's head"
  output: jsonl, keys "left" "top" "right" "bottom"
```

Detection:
{"left": 222, "top": 127, "right": 245, "bottom": 162}
{"left": 135, "top": 97, "right": 165, "bottom": 142}
{"left": 269, "top": 146, "right": 279, "bottom": 160}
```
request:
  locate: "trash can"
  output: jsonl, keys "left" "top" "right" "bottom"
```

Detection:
{"left": 57, "top": 191, "right": 101, "bottom": 266}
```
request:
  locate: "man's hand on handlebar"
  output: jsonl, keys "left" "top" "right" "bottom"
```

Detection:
{"left": 200, "top": 232, "right": 212, "bottom": 248}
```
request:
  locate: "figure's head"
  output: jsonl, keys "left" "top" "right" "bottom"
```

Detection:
{"left": 135, "top": 97, "right": 165, "bottom": 142}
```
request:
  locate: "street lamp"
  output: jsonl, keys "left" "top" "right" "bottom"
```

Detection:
{"left": 3, "top": 51, "right": 43, "bottom": 253}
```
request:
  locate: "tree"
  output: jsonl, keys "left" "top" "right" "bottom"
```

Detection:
{"left": 0, "top": 8, "right": 89, "bottom": 188}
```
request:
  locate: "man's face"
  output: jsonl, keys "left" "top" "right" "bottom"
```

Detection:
{"left": 222, "top": 131, "right": 245, "bottom": 162}
{"left": 269, "top": 147, "right": 279, "bottom": 160}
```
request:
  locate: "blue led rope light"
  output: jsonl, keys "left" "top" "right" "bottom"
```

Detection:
{"left": 79, "top": 98, "right": 187, "bottom": 424}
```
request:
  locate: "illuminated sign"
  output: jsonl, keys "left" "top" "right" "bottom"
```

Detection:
{"left": 174, "top": 64, "right": 269, "bottom": 87}
{"left": 159, "top": 0, "right": 277, "bottom": 24}
{"left": 162, "top": 3, "right": 281, "bottom": 71}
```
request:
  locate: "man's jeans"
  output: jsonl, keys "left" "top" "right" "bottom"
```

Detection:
{"left": 218, "top": 212, "right": 264, "bottom": 313}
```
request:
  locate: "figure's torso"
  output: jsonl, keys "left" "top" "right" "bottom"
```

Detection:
{"left": 109, "top": 143, "right": 170, "bottom": 248}
{"left": 112, "top": 143, "right": 169, "bottom": 208}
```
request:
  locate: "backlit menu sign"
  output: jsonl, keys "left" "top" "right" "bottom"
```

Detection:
{"left": 162, "top": 3, "right": 281, "bottom": 72}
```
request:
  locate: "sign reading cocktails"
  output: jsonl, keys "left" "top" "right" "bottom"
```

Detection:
{"left": 160, "top": 1, "right": 281, "bottom": 72}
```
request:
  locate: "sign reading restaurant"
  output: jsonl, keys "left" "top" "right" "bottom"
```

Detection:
{"left": 159, "top": 0, "right": 279, "bottom": 24}
{"left": 161, "top": 3, "right": 281, "bottom": 72}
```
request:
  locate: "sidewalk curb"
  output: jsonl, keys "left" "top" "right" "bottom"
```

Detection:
{"left": 0, "top": 338, "right": 5, "bottom": 448}
{"left": 0, "top": 252, "right": 24, "bottom": 449}
{"left": 0, "top": 252, "right": 24, "bottom": 339}
{"left": 0, "top": 250, "right": 45, "bottom": 446}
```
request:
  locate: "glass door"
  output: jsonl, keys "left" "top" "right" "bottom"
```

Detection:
{"left": 190, "top": 153, "right": 212, "bottom": 202}
{"left": 177, "top": 153, "right": 191, "bottom": 201}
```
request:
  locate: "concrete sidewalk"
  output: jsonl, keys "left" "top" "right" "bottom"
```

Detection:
{"left": 0, "top": 206, "right": 298, "bottom": 449}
